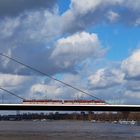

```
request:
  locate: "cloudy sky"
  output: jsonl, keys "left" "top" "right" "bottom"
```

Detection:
{"left": 0, "top": 0, "right": 140, "bottom": 104}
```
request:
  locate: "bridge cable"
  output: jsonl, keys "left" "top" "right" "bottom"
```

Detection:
{"left": 0, "top": 53, "right": 109, "bottom": 104}
{"left": 0, "top": 87, "right": 26, "bottom": 100}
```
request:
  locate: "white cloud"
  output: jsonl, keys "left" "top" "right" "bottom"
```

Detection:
{"left": 29, "top": 73, "right": 90, "bottom": 100}
{"left": 121, "top": 49, "right": 140, "bottom": 79}
{"left": 71, "top": 0, "right": 102, "bottom": 14}
{"left": 0, "top": 17, "right": 20, "bottom": 38}
{"left": 0, "top": 73, "right": 29, "bottom": 87}
{"left": 107, "top": 10, "right": 120, "bottom": 23}
{"left": 0, "top": 9, "right": 64, "bottom": 75}
{"left": 0, "top": 0, "right": 139, "bottom": 76}
{"left": 88, "top": 68, "right": 124, "bottom": 89}
{"left": 30, "top": 83, "right": 68, "bottom": 100}
{"left": 0, "top": 9, "right": 62, "bottom": 42}
{"left": 124, "top": 90, "right": 140, "bottom": 99}
{"left": 70, "top": 0, "right": 122, "bottom": 15}
{"left": 31, "top": 84, "right": 62, "bottom": 99}
{"left": 51, "top": 31, "right": 105, "bottom": 69}
{"left": 71, "top": 0, "right": 140, "bottom": 15}
{"left": 61, "top": 0, "right": 140, "bottom": 33}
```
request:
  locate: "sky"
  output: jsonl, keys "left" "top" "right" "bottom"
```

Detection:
{"left": 0, "top": 0, "right": 140, "bottom": 104}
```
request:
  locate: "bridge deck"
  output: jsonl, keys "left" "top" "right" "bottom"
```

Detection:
{"left": 0, "top": 104, "right": 140, "bottom": 111}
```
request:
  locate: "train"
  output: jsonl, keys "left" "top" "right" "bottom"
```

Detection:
{"left": 23, "top": 99, "right": 106, "bottom": 105}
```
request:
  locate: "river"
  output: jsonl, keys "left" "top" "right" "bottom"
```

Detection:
{"left": 0, "top": 120, "right": 139, "bottom": 140}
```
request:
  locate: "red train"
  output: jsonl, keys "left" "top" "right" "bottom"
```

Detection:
{"left": 23, "top": 99, "right": 106, "bottom": 105}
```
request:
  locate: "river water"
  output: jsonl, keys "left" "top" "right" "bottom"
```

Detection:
{"left": 0, "top": 120, "right": 139, "bottom": 140}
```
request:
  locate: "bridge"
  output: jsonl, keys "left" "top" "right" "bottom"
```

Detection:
{"left": 0, "top": 104, "right": 140, "bottom": 112}
{"left": 0, "top": 53, "right": 140, "bottom": 112}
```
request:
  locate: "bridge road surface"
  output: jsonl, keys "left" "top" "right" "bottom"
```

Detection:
{"left": 0, "top": 104, "right": 140, "bottom": 112}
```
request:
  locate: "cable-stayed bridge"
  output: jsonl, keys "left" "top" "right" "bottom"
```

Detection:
{"left": 0, "top": 53, "right": 140, "bottom": 112}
